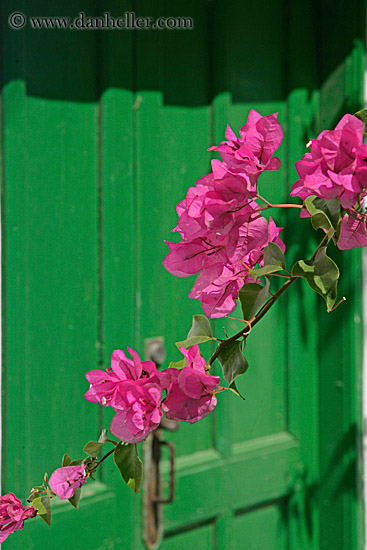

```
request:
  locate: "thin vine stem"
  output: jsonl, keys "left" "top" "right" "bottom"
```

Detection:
{"left": 257, "top": 203, "right": 303, "bottom": 210}
{"left": 90, "top": 446, "right": 116, "bottom": 473}
{"left": 256, "top": 193, "right": 303, "bottom": 210}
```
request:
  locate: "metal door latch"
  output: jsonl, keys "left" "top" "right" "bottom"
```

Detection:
{"left": 143, "top": 338, "right": 179, "bottom": 549}
{"left": 143, "top": 422, "right": 179, "bottom": 549}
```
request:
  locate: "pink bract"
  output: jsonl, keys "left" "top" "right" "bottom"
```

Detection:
{"left": 188, "top": 262, "right": 250, "bottom": 318}
{"left": 162, "top": 346, "right": 220, "bottom": 423}
{"left": 110, "top": 381, "right": 163, "bottom": 443}
{"left": 163, "top": 112, "right": 285, "bottom": 317}
{"left": 49, "top": 465, "right": 87, "bottom": 500}
{"left": 290, "top": 114, "right": 367, "bottom": 209}
{"left": 85, "top": 348, "right": 162, "bottom": 407}
{"left": 209, "top": 110, "right": 283, "bottom": 194}
{"left": 337, "top": 212, "right": 367, "bottom": 250}
{"left": 0, "top": 493, "right": 36, "bottom": 543}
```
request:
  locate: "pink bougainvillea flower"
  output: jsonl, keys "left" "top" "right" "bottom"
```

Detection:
{"left": 164, "top": 209, "right": 284, "bottom": 317}
{"left": 163, "top": 113, "right": 285, "bottom": 318}
{"left": 84, "top": 368, "right": 123, "bottom": 407}
{"left": 162, "top": 346, "right": 220, "bottom": 423}
{"left": 0, "top": 493, "right": 36, "bottom": 543}
{"left": 49, "top": 465, "right": 87, "bottom": 500}
{"left": 227, "top": 215, "right": 284, "bottom": 265}
{"left": 291, "top": 114, "right": 367, "bottom": 208}
{"left": 110, "top": 382, "right": 163, "bottom": 443}
{"left": 209, "top": 110, "right": 283, "bottom": 194}
{"left": 162, "top": 238, "right": 220, "bottom": 278}
{"left": 188, "top": 262, "right": 249, "bottom": 318}
{"left": 85, "top": 348, "right": 162, "bottom": 407}
{"left": 337, "top": 212, "right": 367, "bottom": 250}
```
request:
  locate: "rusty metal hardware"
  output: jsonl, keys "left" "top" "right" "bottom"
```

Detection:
{"left": 151, "top": 433, "right": 175, "bottom": 504}
{"left": 159, "top": 417, "right": 179, "bottom": 432}
{"left": 143, "top": 338, "right": 178, "bottom": 549}
{"left": 143, "top": 427, "right": 178, "bottom": 549}
{"left": 144, "top": 337, "right": 166, "bottom": 366}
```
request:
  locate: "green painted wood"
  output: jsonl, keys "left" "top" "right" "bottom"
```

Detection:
{"left": 163, "top": 433, "right": 299, "bottom": 532}
{"left": 0, "top": 1, "right": 140, "bottom": 549}
{"left": 133, "top": 0, "right": 214, "bottom": 460}
{"left": 0, "top": 0, "right": 365, "bottom": 549}
{"left": 162, "top": 523, "right": 215, "bottom": 549}
{"left": 98, "top": 1, "right": 142, "bottom": 547}
{"left": 234, "top": 502, "right": 287, "bottom": 550}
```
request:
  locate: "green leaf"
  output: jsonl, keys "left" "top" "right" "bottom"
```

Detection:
{"left": 263, "top": 242, "right": 285, "bottom": 269}
{"left": 68, "top": 487, "right": 81, "bottom": 510}
{"left": 83, "top": 457, "right": 96, "bottom": 470}
{"left": 239, "top": 279, "right": 270, "bottom": 321}
{"left": 33, "top": 492, "right": 51, "bottom": 526}
{"left": 249, "top": 243, "right": 286, "bottom": 278}
{"left": 175, "top": 314, "right": 213, "bottom": 349}
{"left": 83, "top": 441, "right": 103, "bottom": 457}
{"left": 291, "top": 247, "right": 339, "bottom": 311}
{"left": 32, "top": 497, "right": 47, "bottom": 515}
{"left": 354, "top": 109, "right": 367, "bottom": 132}
{"left": 168, "top": 357, "right": 188, "bottom": 369}
{"left": 304, "top": 196, "right": 341, "bottom": 232}
{"left": 69, "top": 459, "right": 83, "bottom": 466}
{"left": 62, "top": 454, "right": 72, "bottom": 467}
{"left": 229, "top": 380, "right": 245, "bottom": 400}
{"left": 27, "top": 491, "right": 41, "bottom": 503}
{"left": 217, "top": 341, "right": 249, "bottom": 386}
{"left": 113, "top": 442, "right": 143, "bottom": 494}
{"left": 249, "top": 264, "right": 283, "bottom": 278}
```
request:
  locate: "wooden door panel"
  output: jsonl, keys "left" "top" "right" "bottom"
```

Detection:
{"left": 162, "top": 523, "right": 215, "bottom": 550}
{"left": 1, "top": 0, "right": 364, "bottom": 549}
{"left": 163, "top": 433, "right": 299, "bottom": 531}
{"left": 234, "top": 503, "right": 288, "bottom": 550}
{"left": 1, "top": 1, "right": 140, "bottom": 548}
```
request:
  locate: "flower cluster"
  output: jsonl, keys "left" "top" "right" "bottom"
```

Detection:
{"left": 290, "top": 114, "right": 367, "bottom": 249}
{"left": 85, "top": 346, "right": 221, "bottom": 443}
{"left": 0, "top": 493, "right": 36, "bottom": 543}
{"left": 49, "top": 465, "right": 87, "bottom": 500}
{"left": 163, "top": 110, "right": 285, "bottom": 317}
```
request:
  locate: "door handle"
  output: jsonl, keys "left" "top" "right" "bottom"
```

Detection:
{"left": 151, "top": 432, "right": 176, "bottom": 504}
{"left": 143, "top": 423, "right": 179, "bottom": 549}
{"left": 143, "top": 338, "right": 179, "bottom": 549}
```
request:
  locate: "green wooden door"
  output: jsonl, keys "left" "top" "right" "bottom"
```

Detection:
{"left": 1, "top": 1, "right": 364, "bottom": 549}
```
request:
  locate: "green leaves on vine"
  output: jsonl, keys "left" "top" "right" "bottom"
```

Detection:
{"left": 175, "top": 314, "right": 213, "bottom": 349}
{"left": 291, "top": 246, "right": 339, "bottom": 311}
{"left": 239, "top": 279, "right": 270, "bottom": 321}
{"left": 248, "top": 242, "right": 286, "bottom": 278}
{"left": 304, "top": 195, "right": 341, "bottom": 235}
{"left": 113, "top": 442, "right": 143, "bottom": 494}
{"left": 217, "top": 340, "right": 248, "bottom": 399}
{"left": 32, "top": 490, "right": 52, "bottom": 526}
{"left": 354, "top": 108, "right": 367, "bottom": 137}
{"left": 83, "top": 441, "right": 104, "bottom": 458}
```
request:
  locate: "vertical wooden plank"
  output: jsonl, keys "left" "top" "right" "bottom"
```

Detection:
{"left": 317, "top": 4, "right": 365, "bottom": 545}
{"left": 285, "top": 3, "right": 321, "bottom": 549}
{"left": 1, "top": 2, "right": 101, "bottom": 499}
{"left": 134, "top": 0, "right": 213, "bottom": 458}
{"left": 0, "top": 1, "right": 132, "bottom": 548}
{"left": 211, "top": 3, "right": 290, "bottom": 549}
{"left": 286, "top": 88, "right": 320, "bottom": 550}
{"left": 97, "top": 1, "right": 141, "bottom": 547}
